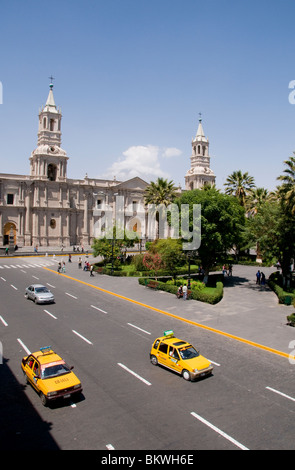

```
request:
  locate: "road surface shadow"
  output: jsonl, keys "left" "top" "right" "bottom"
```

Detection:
{"left": 0, "top": 357, "right": 59, "bottom": 450}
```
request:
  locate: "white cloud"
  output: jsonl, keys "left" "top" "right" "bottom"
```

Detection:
{"left": 103, "top": 145, "right": 171, "bottom": 182}
{"left": 161, "top": 147, "right": 183, "bottom": 158}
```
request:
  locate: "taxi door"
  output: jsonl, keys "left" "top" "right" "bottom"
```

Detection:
{"left": 157, "top": 341, "right": 169, "bottom": 366}
{"left": 25, "top": 357, "right": 40, "bottom": 391}
{"left": 167, "top": 346, "right": 182, "bottom": 374}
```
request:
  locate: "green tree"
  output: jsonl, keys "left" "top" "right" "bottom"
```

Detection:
{"left": 246, "top": 187, "right": 270, "bottom": 216}
{"left": 148, "top": 238, "right": 185, "bottom": 279}
{"left": 277, "top": 153, "right": 295, "bottom": 215}
{"left": 224, "top": 170, "right": 255, "bottom": 207}
{"left": 176, "top": 188, "right": 245, "bottom": 280}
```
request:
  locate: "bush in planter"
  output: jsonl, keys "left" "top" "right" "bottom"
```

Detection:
{"left": 287, "top": 313, "right": 295, "bottom": 326}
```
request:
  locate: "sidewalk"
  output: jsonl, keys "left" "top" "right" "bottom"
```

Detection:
{"left": 58, "top": 258, "right": 295, "bottom": 357}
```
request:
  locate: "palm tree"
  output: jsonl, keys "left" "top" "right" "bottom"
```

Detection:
{"left": 277, "top": 154, "right": 295, "bottom": 215}
{"left": 144, "top": 177, "right": 178, "bottom": 239}
{"left": 224, "top": 170, "right": 255, "bottom": 207}
{"left": 246, "top": 187, "right": 270, "bottom": 216}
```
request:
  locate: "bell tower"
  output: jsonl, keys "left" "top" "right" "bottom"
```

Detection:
{"left": 185, "top": 116, "right": 215, "bottom": 190}
{"left": 29, "top": 80, "right": 68, "bottom": 181}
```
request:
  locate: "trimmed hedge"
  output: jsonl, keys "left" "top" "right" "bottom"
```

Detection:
{"left": 268, "top": 272, "right": 295, "bottom": 304}
{"left": 139, "top": 277, "right": 223, "bottom": 304}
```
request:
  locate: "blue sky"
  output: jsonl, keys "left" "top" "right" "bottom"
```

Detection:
{"left": 0, "top": 0, "right": 295, "bottom": 191}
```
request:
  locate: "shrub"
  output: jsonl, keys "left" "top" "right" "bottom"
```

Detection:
{"left": 287, "top": 313, "right": 295, "bottom": 326}
{"left": 139, "top": 278, "right": 223, "bottom": 304}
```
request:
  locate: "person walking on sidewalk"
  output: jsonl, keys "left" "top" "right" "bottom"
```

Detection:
{"left": 183, "top": 284, "right": 187, "bottom": 300}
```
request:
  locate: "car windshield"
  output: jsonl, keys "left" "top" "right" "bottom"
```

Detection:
{"left": 35, "top": 287, "right": 49, "bottom": 293}
{"left": 179, "top": 346, "right": 199, "bottom": 360}
{"left": 41, "top": 361, "right": 71, "bottom": 379}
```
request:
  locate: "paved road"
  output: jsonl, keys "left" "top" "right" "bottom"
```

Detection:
{"left": 60, "top": 258, "right": 294, "bottom": 357}
{"left": 0, "top": 254, "right": 294, "bottom": 451}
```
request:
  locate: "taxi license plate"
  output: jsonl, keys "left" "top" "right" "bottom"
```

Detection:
{"left": 64, "top": 394, "right": 71, "bottom": 399}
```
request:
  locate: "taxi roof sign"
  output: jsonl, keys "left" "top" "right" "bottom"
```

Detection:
{"left": 164, "top": 330, "right": 174, "bottom": 337}
{"left": 40, "top": 346, "right": 53, "bottom": 354}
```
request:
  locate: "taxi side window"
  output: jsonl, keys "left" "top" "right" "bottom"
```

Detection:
{"left": 33, "top": 361, "right": 39, "bottom": 376}
{"left": 27, "top": 357, "right": 34, "bottom": 369}
{"left": 153, "top": 339, "right": 160, "bottom": 350}
{"left": 158, "top": 342, "right": 168, "bottom": 354}
{"left": 169, "top": 347, "right": 180, "bottom": 360}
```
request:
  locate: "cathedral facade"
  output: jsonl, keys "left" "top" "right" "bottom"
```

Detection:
{"left": 0, "top": 85, "right": 215, "bottom": 248}
{"left": 0, "top": 84, "right": 149, "bottom": 248}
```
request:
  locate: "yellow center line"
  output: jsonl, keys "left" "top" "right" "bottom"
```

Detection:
{"left": 44, "top": 267, "right": 294, "bottom": 361}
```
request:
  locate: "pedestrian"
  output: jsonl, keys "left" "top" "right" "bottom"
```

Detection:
{"left": 78, "top": 257, "right": 82, "bottom": 269}
{"left": 183, "top": 284, "right": 187, "bottom": 300}
{"left": 222, "top": 264, "right": 227, "bottom": 276}
{"left": 62, "top": 261, "right": 66, "bottom": 273}
{"left": 5, "top": 247, "right": 8, "bottom": 255}
{"left": 90, "top": 265, "right": 94, "bottom": 277}
{"left": 228, "top": 264, "right": 232, "bottom": 276}
{"left": 256, "top": 270, "right": 261, "bottom": 285}
{"left": 57, "top": 262, "right": 61, "bottom": 273}
{"left": 261, "top": 272, "right": 265, "bottom": 285}
{"left": 68, "top": 254, "right": 72, "bottom": 263}
{"left": 177, "top": 285, "right": 183, "bottom": 299}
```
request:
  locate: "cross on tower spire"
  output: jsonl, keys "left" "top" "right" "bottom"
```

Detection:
{"left": 48, "top": 75, "right": 55, "bottom": 87}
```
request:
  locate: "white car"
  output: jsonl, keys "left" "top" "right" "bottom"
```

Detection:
{"left": 25, "top": 284, "right": 55, "bottom": 304}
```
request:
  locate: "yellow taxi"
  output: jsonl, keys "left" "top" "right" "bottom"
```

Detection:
{"left": 150, "top": 330, "right": 213, "bottom": 381}
{"left": 21, "top": 346, "right": 83, "bottom": 406}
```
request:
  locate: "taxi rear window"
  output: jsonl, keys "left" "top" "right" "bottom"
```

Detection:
{"left": 173, "top": 341, "right": 186, "bottom": 346}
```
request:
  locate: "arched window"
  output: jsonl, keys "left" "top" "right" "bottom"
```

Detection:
{"left": 43, "top": 117, "right": 46, "bottom": 129}
{"left": 50, "top": 119, "right": 55, "bottom": 131}
{"left": 47, "top": 164, "right": 57, "bottom": 181}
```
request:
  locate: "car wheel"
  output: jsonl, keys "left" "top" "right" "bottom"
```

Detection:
{"left": 182, "top": 369, "right": 191, "bottom": 381}
{"left": 34, "top": 297, "right": 38, "bottom": 304}
{"left": 150, "top": 355, "right": 158, "bottom": 366}
{"left": 40, "top": 392, "right": 48, "bottom": 407}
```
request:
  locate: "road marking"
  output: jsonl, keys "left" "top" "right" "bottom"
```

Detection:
{"left": 0, "top": 316, "right": 8, "bottom": 326}
{"left": 46, "top": 283, "right": 56, "bottom": 288}
{"left": 72, "top": 330, "right": 93, "bottom": 345}
{"left": 43, "top": 267, "right": 294, "bottom": 361}
{"left": 32, "top": 275, "right": 39, "bottom": 280}
{"left": 0, "top": 277, "right": 6, "bottom": 282}
{"left": 10, "top": 284, "right": 18, "bottom": 290}
{"left": 127, "top": 323, "right": 151, "bottom": 335}
{"left": 4, "top": 265, "right": 10, "bottom": 269}
{"left": 20, "top": 270, "right": 26, "bottom": 273}
{"left": 66, "top": 292, "right": 78, "bottom": 299}
{"left": 191, "top": 412, "right": 249, "bottom": 450}
{"left": 17, "top": 338, "right": 31, "bottom": 355}
{"left": 106, "top": 444, "right": 115, "bottom": 450}
{"left": 0, "top": 266, "right": 3, "bottom": 269}
{"left": 10, "top": 265, "right": 17, "bottom": 268}
{"left": 207, "top": 359, "right": 221, "bottom": 367}
{"left": 266, "top": 386, "right": 295, "bottom": 403}
{"left": 117, "top": 363, "right": 152, "bottom": 386}
{"left": 44, "top": 309, "right": 58, "bottom": 320}
{"left": 91, "top": 305, "right": 107, "bottom": 314}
